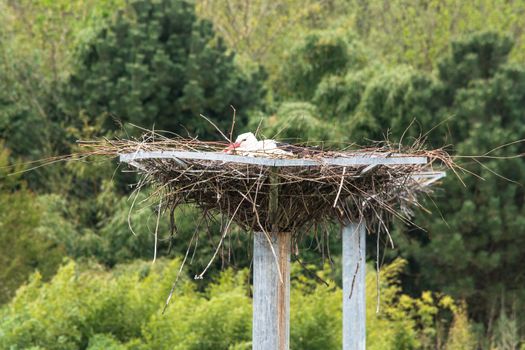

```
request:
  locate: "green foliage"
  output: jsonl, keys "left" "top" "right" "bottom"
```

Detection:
{"left": 0, "top": 260, "right": 169, "bottom": 349}
{"left": 290, "top": 264, "right": 341, "bottom": 349}
{"left": 92, "top": 191, "right": 164, "bottom": 266}
{"left": 0, "top": 145, "right": 65, "bottom": 304}
{"left": 249, "top": 102, "right": 342, "bottom": 143}
{"left": 62, "top": 0, "right": 264, "bottom": 138}
{"left": 0, "top": 258, "right": 459, "bottom": 349}
{"left": 196, "top": 0, "right": 525, "bottom": 78}
{"left": 270, "top": 28, "right": 525, "bottom": 329}
{"left": 249, "top": 29, "right": 372, "bottom": 143}
{"left": 366, "top": 259, "right": 461, "bottom": 350}
{"left": 0, "top": 187, "right": 43, "bottom": 304}
{"left": 0, "top": 16, "right": 55, "bottom": 161}
{"left": 1, "top": 0, "right": 125, "bottom": 80}
{"left": 256, "top": 29, "right": 442, "bottom": 145}
{"left": 397, "top": 31, "right": 525, "bottom": 325}
{"left": 2, "top": 0, "right": 525, "bottom": 345}
{"left": 346, "top": 65, "right": 441, "bottom": 143}
{"left": 446, "top": 302, "right": 477, "bottom": 350}
{"left": 437, "top": 31, "right": 514, "bottom": 99}
{"left": 196, "top": 0, "right": 346, "bottom": 84}
{"left": 313, "top": 67, "right": 375, "bottom": 123}
{"left": 276, "top": 30, "right": 368, "bottom": 101}
{"left": 492, "top": 307, "right": 521, "bottom": 350}
{"left": 0, "top": 259, "right": 250, "bottom": 349}
{"left": 0, "top": 0, "right": 122, "bottom": 192}
{"left": 0, "top": 0, "right": 125, "bottom": 161}
{"left": 87, "top": 334, "right": 128, "bottom": 350}
{"left": 143, "top": 269, "right": 252, "bottom": 349}
{"left": 346, "top": 0, "right": 525, "bottom": 70}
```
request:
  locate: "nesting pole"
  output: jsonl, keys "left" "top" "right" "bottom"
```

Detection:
{"left": 343, "top": 220, "right": 367, "bottom": 350}
{"left": 253, "top": 169, "right": 290, "bottom": 350}
{"left": 116, "top": 146, "right": 446, "bottom": 350}
{"left": 253, "top": 231, "right": 290, "bottom": 350}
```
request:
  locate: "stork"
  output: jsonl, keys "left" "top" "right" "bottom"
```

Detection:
{"left": 224, "top": 132, "right": 292, "bottom": 156}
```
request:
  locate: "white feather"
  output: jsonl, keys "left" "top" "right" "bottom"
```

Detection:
{"left": 234, "top": 132, "right": 291, "bottom": 156}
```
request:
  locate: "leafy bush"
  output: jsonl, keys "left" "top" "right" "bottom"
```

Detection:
{"left": 446, "top": 302, "right": 477, "bottom": 350}
{"left": 0, "top": 146, "right": 67, "bottom": 304}
{"left": 0, "top": 257, "right": 465, "bottom": 349}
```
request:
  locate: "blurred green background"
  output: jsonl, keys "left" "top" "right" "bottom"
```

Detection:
{"left": 1, "top": 0, "right": 524, "bottom": 349}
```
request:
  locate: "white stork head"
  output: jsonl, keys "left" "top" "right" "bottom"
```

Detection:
{"left": 224, "top": 132, "right": 258, "bottom": 152}
{"left": 235, "top": 132, "right": 258, "bottom": 146}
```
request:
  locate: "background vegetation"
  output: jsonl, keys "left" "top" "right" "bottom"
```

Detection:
{"left": 1, "top": 0, "right": 524, "bottom": 348}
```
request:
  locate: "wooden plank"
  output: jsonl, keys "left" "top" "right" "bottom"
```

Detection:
{"left": 253, "top": 231, "right": 290, "bottom": 350}
{"left": 343, "top": 220, "right": 366, "bottom": 350}
{"left": 119, "top": 150, "right": 427, "bottom": 167}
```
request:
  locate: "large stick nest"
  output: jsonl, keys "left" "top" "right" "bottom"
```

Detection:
{"left": 80, "top": 132, "right": 452, "bottom": 237}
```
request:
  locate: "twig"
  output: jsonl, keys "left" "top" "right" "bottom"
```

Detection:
{"left": 333, "top": 167, "right": 346, "bottom": 207}
{"left": 153, "top": 197, "right": 162, "bottom": 263}
{"left": 229, "top": 105, "right": 237, "bottom": 142}
{"left": 199, "top": 113, "right": 230, "bottom": 142}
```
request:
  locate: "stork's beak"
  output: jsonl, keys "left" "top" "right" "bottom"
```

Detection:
{"left": 223, "top": 142, "right": 241, "bottom": 153}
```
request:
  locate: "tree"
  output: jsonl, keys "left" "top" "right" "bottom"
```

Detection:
{"left": 340, "top": 0, "right": 525, "bottom": 70}
{"left": 247, "top": 29, "right": 371, "bottom": 144}
{"left": 397, "top": 32, "right": 525, "bottom": 325}
{"left": 275, "top": 30, "right": 368, "bottom": 101}
{"left": 62, "top": 0, "right": 264, "bottom": 138}
{"left": 195, "top": 0, "right": 350, "bottom": 83}
{"left": 0, "top": 145, "right": 65, "bottom": 304}
{"left": 264, "top": 29, "right": 525, "bottom": 328}
{"left": 0, "top": 0, "right": 125, "bottom": 190}
{"left": 194, "top": 0, "right": 525, "bottom": 78}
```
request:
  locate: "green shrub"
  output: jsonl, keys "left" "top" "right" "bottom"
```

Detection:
{"left": 87, "top": 334, "right": 128, "bottom": 350}
{"left": 0, "top": 258, "right": 464, "bottom": 349}
{"left": 142, "top": 269, "right": 252, "bottom": 350}
{"left": 446, "top": 302, "right": 476, "bottom": 350}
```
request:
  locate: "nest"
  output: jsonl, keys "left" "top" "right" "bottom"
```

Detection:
{"left": 80, "top": 132, "right": 452, "bottom": 238}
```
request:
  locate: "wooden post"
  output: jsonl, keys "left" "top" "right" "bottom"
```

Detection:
{"left": 252, "top": 168, "right": 290, "bottom": 350}
{"left": 342, "top": 220, "right": 366, "bottom": 350}
{"left": 253, "top": 231, "right": 290, "bottom": 350}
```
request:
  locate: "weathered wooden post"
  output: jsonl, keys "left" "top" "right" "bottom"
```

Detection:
{"left": 253, "top": 231, "right": 290, "bottom": 350}
{"left": 343, "top": 220, "right": 366, "bottom": 350}
{"left": 253, "top": 168, "right": 290, "bottom": 350}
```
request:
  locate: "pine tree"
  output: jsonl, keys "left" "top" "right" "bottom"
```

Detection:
{"left": 62, "top": 0, "right": 264, "bottom": 138}
{"left": 271, "top": 29, "right": 525, "bottom": 324}
{"left": 399, "top": 32, "right": 525, "bottom": 323}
